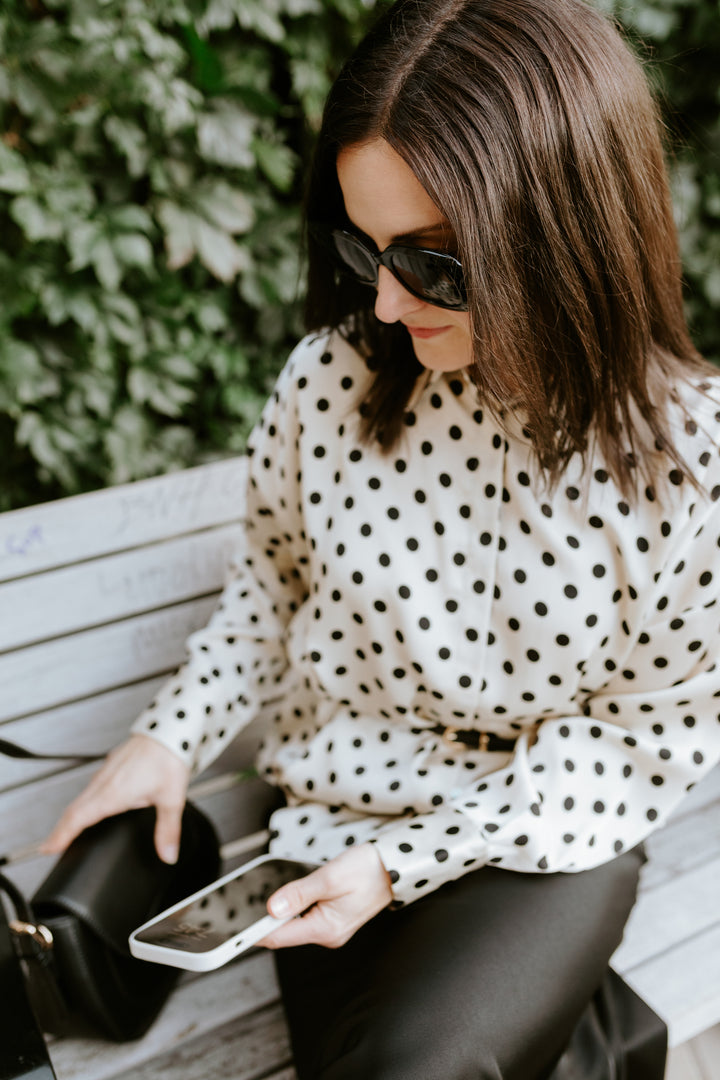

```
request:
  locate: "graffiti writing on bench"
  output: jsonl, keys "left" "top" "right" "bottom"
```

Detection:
{"left": 114, "top": 463, "right": 243, "bottom": 536}
{"left": 4, "top": 524, "right": 44, "bottom": 558}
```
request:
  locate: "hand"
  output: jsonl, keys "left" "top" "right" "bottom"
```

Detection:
{"left": 41, "top": 734, "right": 191, "bottom": 864}
{"left": 260, "top": 843, "right": 393, "bottom": 950}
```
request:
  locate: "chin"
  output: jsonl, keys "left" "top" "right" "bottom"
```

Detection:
{"left": 411, "top": 339, "right": 473, "bottom": 372}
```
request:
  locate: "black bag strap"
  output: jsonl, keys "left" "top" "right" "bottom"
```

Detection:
{"left": 0, "top": 871, "right": 58, "bottom": 987}
{"left": 0, "top": 737, "right": 104, "bottom": 763}
{"left": 0, "top": 739, "right": 106, "bottom": 867}
{"left": 0, "top": 881, "right": 59, "bottom": 1078}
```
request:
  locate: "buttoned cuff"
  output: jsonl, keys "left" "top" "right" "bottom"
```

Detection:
{"left": 372, "top": 807, "right": 489, "bottom": 906}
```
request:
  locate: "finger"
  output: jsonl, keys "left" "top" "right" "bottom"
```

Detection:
{"left": 42, "top": 794, "right": 116, "bottom": 853}
{"left": 153, "top": 801, "right": 184, "bottom": 864}
{"left": 261, "top": 898, "right": 354, "bottom": 950}
{"left": 260, "top": 908, "right": 324, "bottom": 950}
{"left": 41, "top": 736, "right": 189, "bottom": 857}
{"left": 267, "top": 864, "right": 336, "bottom": 921}
{"left": 41, "top": 759, "right": 153, "bottom": 854}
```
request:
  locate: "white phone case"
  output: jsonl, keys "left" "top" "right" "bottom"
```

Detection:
{"left": 129, "top": 854, "right": 318, "bottom": 972}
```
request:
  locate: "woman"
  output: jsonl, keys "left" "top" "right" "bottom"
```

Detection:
{"left": 46, "top": 1, "right": 720, "bottom": 1077}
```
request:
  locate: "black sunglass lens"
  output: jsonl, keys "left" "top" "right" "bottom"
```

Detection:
{"left": 391, "top": 250, "right": 464, "bottom": 308}
{"left": 332, "top": 232, "right": 378, "bottom": 285}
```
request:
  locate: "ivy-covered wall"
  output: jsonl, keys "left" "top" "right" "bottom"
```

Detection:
{"left": 0, "top": 0, "right": 381, "bottom": 509}
{"left": 602, "top": 0, "right": 720, "bottom": 362}
{"left": 1, "top": 0, "right": 718, "bottom": 510}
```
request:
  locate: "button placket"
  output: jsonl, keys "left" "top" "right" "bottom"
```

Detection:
{"left": 441, "top": 385, "right": 507, "bottom": 708}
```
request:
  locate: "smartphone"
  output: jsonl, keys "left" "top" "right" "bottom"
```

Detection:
{"left": 128, "top": 855, "right": 318, "bottom": 972}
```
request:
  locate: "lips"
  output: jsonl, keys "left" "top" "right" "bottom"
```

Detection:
{"left": 403, "top": 324, "right": 450, "bottom": 339}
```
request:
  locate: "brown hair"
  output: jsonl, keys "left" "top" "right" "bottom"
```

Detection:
{"left": 304, "top": 0, "right": 714, "bottom": 497}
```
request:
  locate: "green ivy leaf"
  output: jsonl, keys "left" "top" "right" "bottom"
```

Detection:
{"left": 156, "top": 198, "right": 251, "bottom": 280}
{"left": 10, "top": 196, "right": 64, "bottom": 241}
{"left": 76, "top": 368, "right": 117, "bottom": 418}
{"left": 0, "top": 339, "right": 60, "bottom": 406}
{"left": 67, "top": 220, "right": 104, "bottom": 272}
{"left": 197, "top": 99, "right": 256, "bottom": 167}
{"left": 15, "top": 411, "right": 80, "bottom": 490}
{"left": 156, "top": 200, "right": 196, "bottom": 270}
{"left": 181, "top": 25, "right": 226, "bottom": 94}
{"left": 199, "top": 0, "right": 285, "bottom": 42}
{"left": 128, "top": 366, "right": 195, "bottom": 416}
{"left": 138, "top": 70, "right": 201, "bottom": 134}
{"left": 251, "top": 136, "right": 297, "bottom": 192}
{"left": 194, "top": 179, "right": 255, "bottom": 233}
{"left": 112, "top": 232, "right": 155, "bottom": 271}
{"left": 104, "top": 116, "right": 150, "bottom": 178}
{"left": 195, "top": 299, "right": 229, "bottom": 333}
{"left": 193, "top": 217, "right": 250, "bottom": 281}
{"left": 91, "top": 237, "right": 123, "bottom": 291}
{"left": 0, "top": 144, "right": 31, "bottom": 194}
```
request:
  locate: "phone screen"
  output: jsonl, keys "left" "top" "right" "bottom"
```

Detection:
{"left": 133, "top": 859, "right": 312, "bottom": 954}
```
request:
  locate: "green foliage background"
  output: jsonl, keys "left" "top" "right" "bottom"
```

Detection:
{"left": 1, "top": 0, "right": 718, "bottom": 510}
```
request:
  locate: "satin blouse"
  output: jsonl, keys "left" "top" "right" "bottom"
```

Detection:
{"left": 133, "top": 330, "right": 720, "bottom": 905}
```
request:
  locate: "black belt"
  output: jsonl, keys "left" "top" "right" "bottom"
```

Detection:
{"left": 424, "top": 724, "right": 517, "bottom": 753}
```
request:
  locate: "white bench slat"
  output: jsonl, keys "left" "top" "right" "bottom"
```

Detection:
{"left": 48, "top": 951, "right": 285, "bottom": 1080}
{"left": 622, "top": 921, "right": 720, "bottom": 1048}
{"left": 631, "top": 765, "right": 720, "bottom": 895}
{"left": 0, "top": 681, "right": 266, "bottom": 793}
{"left": 639, "top": 793, "right": 720, "bottom": 894}
{"left": 0, "top": 596, "right": 217, "bottom": 724}
{"left": 0, "top": 679, "right": 166, "bottom": 791}
{"left": 611, "top": 853, "right": 720, "bottom": 973}
{"left": 0, "top": 458, "right": 247, "bottom": 584}
{"left": 665, "top": 1041, "right": 703, "bottom": 1080}
{"left": 692, "top": 1023, "right": 720, "bottom": 1077}
{"left": 0, "top": 524, "right": 241, "bottom": 652}
{"left": 667, "top": 764, "right": 720, "bottom": 820}
{"left": 111, "top": 1005, "right": 293, "bottom": 1080}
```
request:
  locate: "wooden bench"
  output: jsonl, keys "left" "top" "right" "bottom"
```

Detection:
{"left": 1, "top": 459, "right": 719, "bottom": 1080}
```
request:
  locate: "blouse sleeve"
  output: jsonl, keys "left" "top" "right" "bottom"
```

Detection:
{"left": 131, "top": 342, "right": 310, "bottom": 775}
{"left": 373, "top": 485, "right": 720, "bottom": 905}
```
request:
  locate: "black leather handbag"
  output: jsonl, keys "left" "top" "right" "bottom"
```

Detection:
{"left": 0, "top": 802, "right": 220, "bottom": 1045}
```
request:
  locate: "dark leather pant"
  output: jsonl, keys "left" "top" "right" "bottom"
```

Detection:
{"left": 275, "top": 847, "right": 651, "bottom": 1080}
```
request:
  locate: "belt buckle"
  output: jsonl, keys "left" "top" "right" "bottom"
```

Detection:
{"left": 440, "top": 726, "right": 490, "bottom": 751}
{"left": 440, "top": 724, "right": 462, "bottom": 747}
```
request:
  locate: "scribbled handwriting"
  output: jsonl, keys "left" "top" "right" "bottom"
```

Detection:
{"left": 3, "top": 524, "right": 44, "bottom": 558}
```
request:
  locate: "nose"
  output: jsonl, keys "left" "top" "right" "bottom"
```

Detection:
{"left": 373, "top": 266, "right": 426, "bottom": 324}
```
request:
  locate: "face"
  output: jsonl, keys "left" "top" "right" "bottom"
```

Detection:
{"left": 336, "top": 139, "right": 473, "bottom": 372}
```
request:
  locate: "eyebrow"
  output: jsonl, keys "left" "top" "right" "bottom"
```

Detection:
{"left": 390, "top": 221, "right": 453, "bottom": 243}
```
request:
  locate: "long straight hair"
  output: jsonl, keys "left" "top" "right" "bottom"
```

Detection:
{"left": 304, "top": 0, "right": 714, "bottom": 497}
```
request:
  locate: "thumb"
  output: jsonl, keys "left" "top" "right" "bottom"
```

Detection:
{"left": 268, "top": 865, "right": 328, "bottom": 919}
{"left": 154, "top": 802, "right": 183, "bottom": 865}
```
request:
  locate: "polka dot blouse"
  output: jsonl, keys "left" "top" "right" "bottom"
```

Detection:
{"left": 134, "top": 331, "right": 720, "bottom": 906}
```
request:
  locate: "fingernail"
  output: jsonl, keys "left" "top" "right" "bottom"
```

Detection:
{"left": 271, "top": 894, "right": 290, "bottom": 917}
{"left": 161, "top": 844, "right": 178, "bottom": 864}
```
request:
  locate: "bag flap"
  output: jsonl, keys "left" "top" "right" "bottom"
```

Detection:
{"left": 32, "top": 803, "right": 220, "bottom": 955}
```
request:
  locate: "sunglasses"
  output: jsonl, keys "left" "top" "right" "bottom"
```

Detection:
{"left": 310, "top": 224, "right": 468, "bottom": 311}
